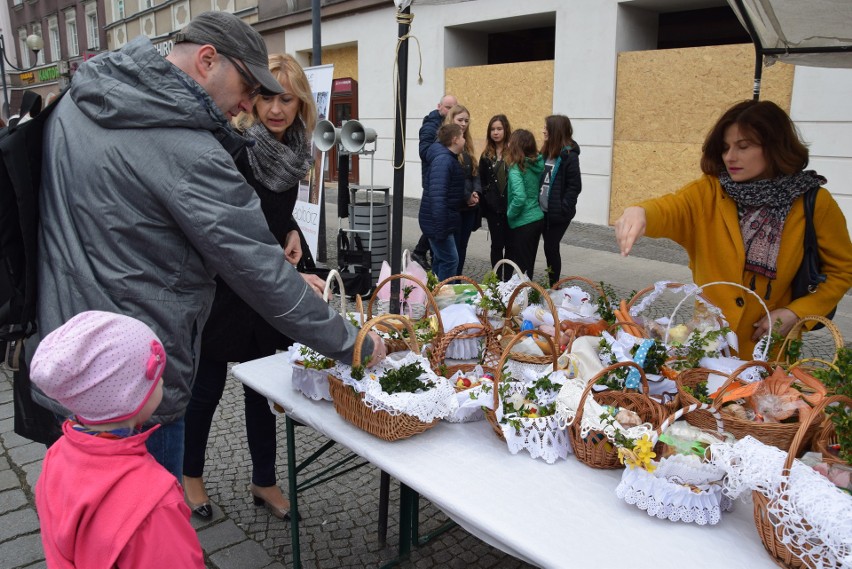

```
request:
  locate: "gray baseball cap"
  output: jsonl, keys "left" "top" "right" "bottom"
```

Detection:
{"left": 174, "top": 11, "right": 283, "bottom": 95}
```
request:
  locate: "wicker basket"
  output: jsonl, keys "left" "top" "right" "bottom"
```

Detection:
{"left": 430, "top": 322, "right": 502, "bottom": 391}
{"left": 499, "top": 281, "right": 561, "bottom": 366}
{"left": 775, "top": 315, "right": 844, "bottom": 372}
{"left": 549, "top": 276, "right": 610, "bottom": 337}
{"left": 568, "top": 361, "right": 665, "bottom": 469}
{"left": 484, "top": 329, "right": 559, "bottom": 441}
{"left": 752, "top": 394, "right": 852, "bottom": 569}
{"left": 677, "top": 360, "right": 822, "bottom": 452}
{"left": 326, "top": 313, "right": 439, "bottom": 442}
{"left": 366, "top": 273, "right": 443, "bottom": 354}
{"left": 626, "top": 281, "right": 725, "bottom": 337}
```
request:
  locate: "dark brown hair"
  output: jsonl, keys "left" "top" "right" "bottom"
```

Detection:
{"left": 700, "top": 100, "right": 809, "bottom": 178}
{"left": 540, "top": 114, "right": 574, "bottom": 160}
{"left": 482, "top": 114, "right": 512, "bottom": 160}
{"left": 437, "top": 123, "right": 462, "bottom": 147}
{"left": 505, "top": 129, "right": 538, "bottom": 171}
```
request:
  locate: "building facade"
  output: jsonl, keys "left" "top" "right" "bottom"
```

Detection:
{"left": 254, "top": 0, "right": 852, "bottom": 231}
{"left": 3, "top": 0, "right": 107, "bottom": 118}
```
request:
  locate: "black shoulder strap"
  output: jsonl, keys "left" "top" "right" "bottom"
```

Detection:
{"left": 802, "top": 187, "right": 827, "bottom": 289}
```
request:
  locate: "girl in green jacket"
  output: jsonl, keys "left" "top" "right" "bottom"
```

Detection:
{"left": 505, "top": 129, "right": 545, "bottom": 279}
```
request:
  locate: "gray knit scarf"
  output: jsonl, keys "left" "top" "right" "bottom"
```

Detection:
{"left": 246, "top": 120, "right": 313, "bottom": 193}
{"left": 719, "top": 169, "right": 825, "bottom": 280}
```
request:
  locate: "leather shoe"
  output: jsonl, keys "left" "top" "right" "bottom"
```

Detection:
{"left": 185, "top": 497, "right": 212, "bottom": 519}
{"left": 410, "top": 251, "right": 431, "bottom": 270}
{"left": 250, "top": 483, "right": 301, "bottom": 522}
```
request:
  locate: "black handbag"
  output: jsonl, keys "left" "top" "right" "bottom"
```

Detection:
{"left": 13, "top": 345, "right": 62, "bottom": 446}
{"left": 790, "top": 188, "right": 836, "bottom": 327}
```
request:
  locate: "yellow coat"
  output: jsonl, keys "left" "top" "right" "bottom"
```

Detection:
{"left": 640, "top": 175, "right": 852, "bottom": 357}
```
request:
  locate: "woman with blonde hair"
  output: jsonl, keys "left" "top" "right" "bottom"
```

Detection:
{"left": 443, "top": 104, "right": 481, "bottom": 275}
{"left": 505, "top": 129, "right": 545, "bottom": 279}
{"left": 183, "top": 53, "right": 324, "bottom": 521}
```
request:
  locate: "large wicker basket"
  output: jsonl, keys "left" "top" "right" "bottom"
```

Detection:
{"left": 677, "top": 360, "right": 822, "bottom": 452}
{"left": 484, "top": 329, "right": 558, "bottom": 442}
{"left": 568, "top": 361, "right": 665, "bottom": 469}
{"left": 326, "top": 314, "right": 439, "bottom": 442}
{"left": 752, "top": 394, "right": 852, "bottom": 569}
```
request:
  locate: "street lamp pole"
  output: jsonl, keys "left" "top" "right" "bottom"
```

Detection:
{"left": 0, "top": 32, "right": 45, "bottom": 120}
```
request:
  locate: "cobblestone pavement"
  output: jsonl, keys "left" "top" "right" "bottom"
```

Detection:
{"left": 2, "top": 190, "right": 851, "bottom": 569}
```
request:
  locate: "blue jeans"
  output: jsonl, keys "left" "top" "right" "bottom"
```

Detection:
{"left": 428, "top": 234, "right": 459, "bottom": 282}
{"left": 146, "top": 417, "right": 185, "bottom": 482}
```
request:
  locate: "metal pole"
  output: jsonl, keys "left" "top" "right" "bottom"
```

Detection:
{"left": 312, "top": 0, "right": 327, "bottom": 262}
{"left": 732, "top": 0, "right": 764, "bottom": 100}
{"left": 389, "top": 4, "right": 411, "bottom": 314}
{"left": 1, "top": 35, "right": 9, "bottom": 120}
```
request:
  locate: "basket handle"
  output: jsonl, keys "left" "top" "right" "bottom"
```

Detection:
{"left": 401, "top": 248, "right": 412, "bottom": 268}
{"left": 653, "top": 402, "right": 724, "bottom": 445}
{"left": 777, "top": 315, "right": 844, "bottom": 366}
{"left": 550, "top": 276, "right": 607, "bottom": 299}
{"left": 505, "top": 281, "right": 560, "bottom": 330}
{"left": 367, "top": 273, "right": 444, "bottom": 335}
{"left": 352, "top": 313, "right": 418, "bottom": 367}
{"left": 665, "top": 281, "right": 772, "bottom": 360}
{"left": 710, "top": 360, "right": 776, "bottom": 409}
{"left": 492, "top": 258, "right": 525, "bottom": 279}
{"left": 572, "top": 361, "right": 650, "bottom": 427}
{"left": 783, "top": 394, "right": 852, "bottom": 471}
{"left": 323, "top": 269, "right": 347, "bottom": 315}
{"left": 492, "top": 329, "right": 558, "bottom": 411}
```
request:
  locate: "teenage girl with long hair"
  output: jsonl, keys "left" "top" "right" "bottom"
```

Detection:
{"left": 480, "top": 114, "right": 512, "bottom": 279}
{"left": 505, "top": 129, "right": 545, "bottom": 279}
{"left": 539, "top": 114, "right": 582, "bottom": 286}
{"left": 444, "top": 104, "right": 481, "bottom": 275}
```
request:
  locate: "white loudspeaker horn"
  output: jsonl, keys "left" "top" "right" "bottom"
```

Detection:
{"left": 340, "top": 120, "right": 377, "bottom": 153}
{"left": 313, "top": 119, "right": 340, "bottom": 152}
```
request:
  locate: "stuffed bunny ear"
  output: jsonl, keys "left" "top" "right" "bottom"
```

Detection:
{"left": 376, "top": 261, "right": 392, "bottom": 300}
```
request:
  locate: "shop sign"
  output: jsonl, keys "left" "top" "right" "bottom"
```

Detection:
{"left": 37, "top": 66, "right": 60, "bottom": 82}
{"left": 19, "top": 72, "right": 35, "bottom": 84}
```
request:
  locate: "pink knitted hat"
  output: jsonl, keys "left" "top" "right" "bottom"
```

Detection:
{"left": 30, "top": 311, "right": 167, "bottom": 425}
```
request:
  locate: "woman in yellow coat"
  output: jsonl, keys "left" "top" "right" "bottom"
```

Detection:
{"left": 615, "top": 100, "right": 852, "bottom": 358}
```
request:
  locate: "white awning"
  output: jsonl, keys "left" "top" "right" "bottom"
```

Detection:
{"left": 728, "top": 0, "right": 852, "bottom": 68}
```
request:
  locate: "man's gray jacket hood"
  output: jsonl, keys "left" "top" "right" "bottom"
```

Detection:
{"left": 31, "top": 37, "right": 368, "bottom": 423}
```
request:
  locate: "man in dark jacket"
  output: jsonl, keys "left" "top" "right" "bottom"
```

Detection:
{"left": 28, "top": 11, "right": 385, "bottom": 477}
{"left": 411, "top": 94, "right": 457, "bottom": 269}
{"left": 419, "top": 124, "right": 468, "bottom": 281}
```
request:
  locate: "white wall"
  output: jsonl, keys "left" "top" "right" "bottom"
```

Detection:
{"left": 790, "top": 66, "right": 852, "bottom": 235}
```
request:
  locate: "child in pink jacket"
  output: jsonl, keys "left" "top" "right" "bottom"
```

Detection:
{"left": 31, "top": 311, "right": 204, "bottom": 568}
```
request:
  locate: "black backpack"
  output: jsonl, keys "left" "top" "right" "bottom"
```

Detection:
{"left": 0, "top": 90, "right": 64, "bottom": 369}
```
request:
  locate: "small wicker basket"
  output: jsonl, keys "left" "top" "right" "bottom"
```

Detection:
{"left": 549, "top": 276, "right": 610, "bottom": 337}
{"left": 752, "top": 394, "right": 852, "bottom": 569}
{"left": 484, "top": 329, "right": 559, "bottom": 441}
{"left": 499, "top": 281, "right": 561, "bottom": 366}
{"left": 567, "top": 361, "right": 665, "bottom": 469}
{"left": 326, "top": 313, "right": 439, "bottom": 442}
{"left": 430, "top": 322, "right": 502, "bottom": 391}
{"left": 366, "top": 273, "right": 443, "bottom": 354}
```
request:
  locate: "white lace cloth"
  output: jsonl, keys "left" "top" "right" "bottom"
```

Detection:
{"left": 710, "top": 436, "right": 852, "bottom": 569}
{"left": 616, "top": 454, "right": 732, "bottom": 525}
{"left": 335, "top": 352, "right": 458, "bottom": 422}
{"left": 287, "top": 344, "right": 333, "bottom": 401}
{"left": 493, "top": 368, "right": 572, "bottom": 464}
{"left": 555, "top": 374, "right": 656, "bottom": 443}
{"left": 443, "top": 366, "right": 489, "bottom": 423}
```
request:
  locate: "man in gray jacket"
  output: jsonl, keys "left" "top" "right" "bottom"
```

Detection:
{"left": 28, "top": 11, "right": 384, "bottom": 478}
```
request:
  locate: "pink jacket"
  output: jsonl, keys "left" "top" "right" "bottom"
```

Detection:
{"left": 35, "top": 422, "right": 204, "bottom": 568}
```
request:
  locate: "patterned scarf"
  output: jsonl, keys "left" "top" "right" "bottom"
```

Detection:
{"left": 719, "top": 169, "right": 825, "bottom": 280}
{"left": 246, "top": 120, "right": 313, "bottom": 193}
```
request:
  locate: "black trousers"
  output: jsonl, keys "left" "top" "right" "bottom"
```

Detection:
{"left": 484, "top": 211, "right": 510, "bottom": 280}
{"left": 183, "top": 356, "right": 278, "bottom": 487}
{"left": 507, "top": 219, "right": 544, "bottom": 279}
{"left": 413, "top": 234, "right": 431, "bottom": 257}
{"left": 542, "top": 218, "right": 571, "bottom": 287}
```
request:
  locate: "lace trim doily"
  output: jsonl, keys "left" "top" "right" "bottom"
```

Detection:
{"left": 710, "top": 436, "right": 852, "bottom": 569}
{"left": 335, "top": 352, "right": 458, "bottom": 422}
{"left": 287, "top": 345, "right": 333, "bottom": 401}
{"left": 616, "top": 454, "right": 732, "bottom": 525}
{"left": 443, "top": 366, "right": 488, "bottom": 423}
